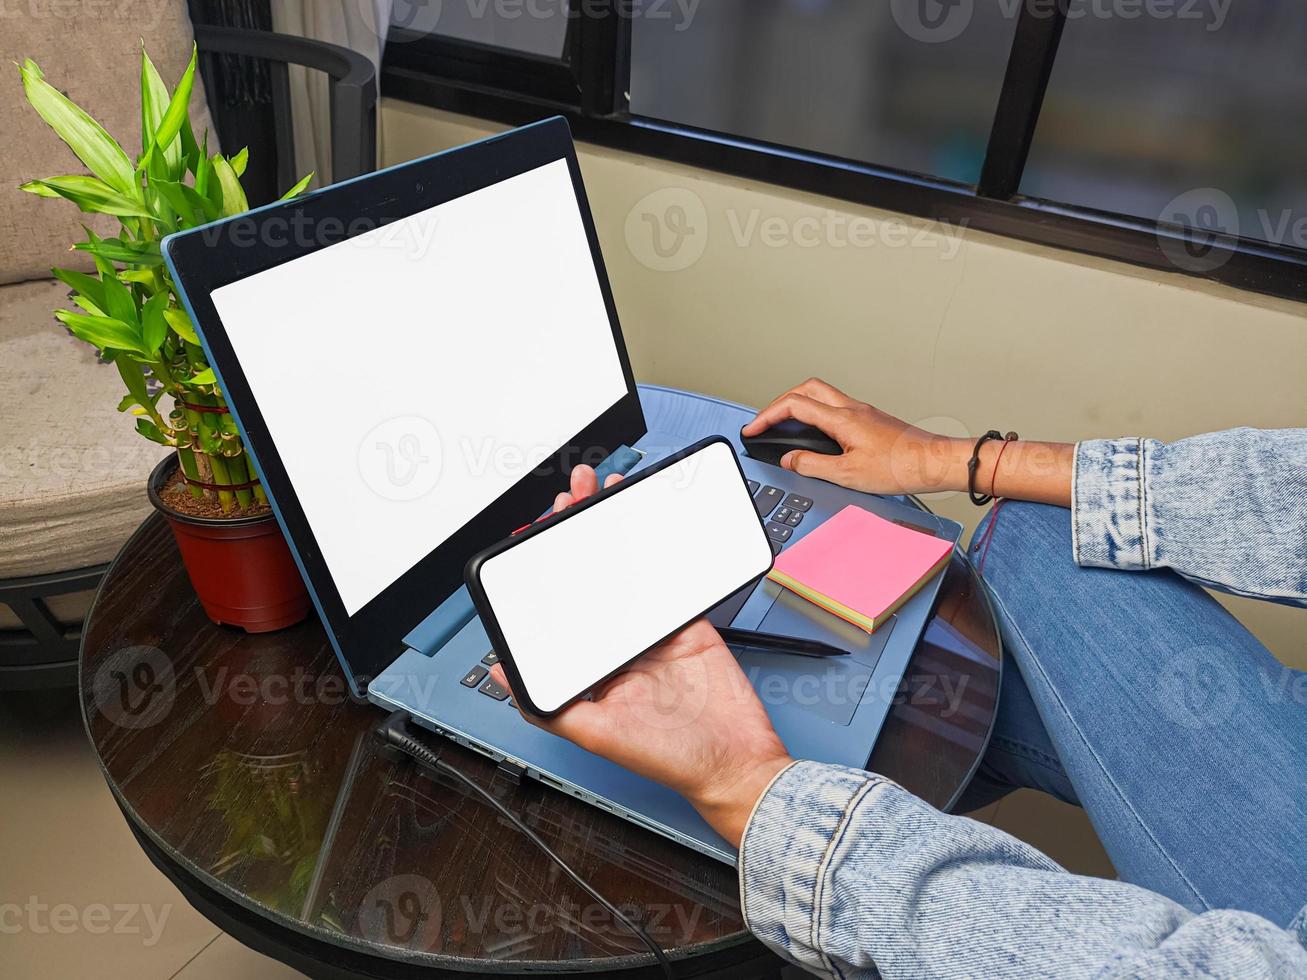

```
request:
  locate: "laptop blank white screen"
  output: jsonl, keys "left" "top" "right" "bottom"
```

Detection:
{"left": 475, "top": 440, "right": 775, "bottom": 715}
{"left": 210, "top": 159, "right": 629, "bottom": 615}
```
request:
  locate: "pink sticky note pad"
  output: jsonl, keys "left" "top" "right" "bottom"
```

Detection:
{"left": 768, "top": 505, "right": 952, "bottom": 632}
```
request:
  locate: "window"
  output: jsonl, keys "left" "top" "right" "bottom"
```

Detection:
{"left": 382, "top": 0, "right": 1307, "bottom": 302}
{"left": 1023, "top": 2, "right": 1307, "bottom": 253}
{"left": 391, "top": 0, "right": 572, "bottom": 57}
{"left": 630, "top": 0, "right": 1017, "bottom": 186}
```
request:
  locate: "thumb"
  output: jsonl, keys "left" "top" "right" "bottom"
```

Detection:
{"left": 490, "top": 662, "right": 606, "bottom": 743}
{"left": 781, "top": 449, "right": 844, "bottom": 482}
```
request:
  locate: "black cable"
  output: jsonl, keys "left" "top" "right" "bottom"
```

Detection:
{"left": 377, "top": 721, "right": 675, "bottom": 979}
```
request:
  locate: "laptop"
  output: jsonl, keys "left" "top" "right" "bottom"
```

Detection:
{"left": 163, "top": 117, "right": 963, "bottom": 863}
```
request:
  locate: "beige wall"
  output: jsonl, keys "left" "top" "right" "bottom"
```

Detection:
{"left": 382, "top": 100, "right": 1306, "bottom": 667}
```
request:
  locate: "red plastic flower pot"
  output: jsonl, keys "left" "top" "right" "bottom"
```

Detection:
{"left": 148, "top": 457, "right": 310, "bottom": 633}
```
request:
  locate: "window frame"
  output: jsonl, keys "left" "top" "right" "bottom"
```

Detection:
{"left": 382, "top": 0, "right": 1307, "bottom": 304}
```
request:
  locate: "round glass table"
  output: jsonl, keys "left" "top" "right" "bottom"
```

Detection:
{"left": 79, "top": 385, "right": 1001, "bottom": 978}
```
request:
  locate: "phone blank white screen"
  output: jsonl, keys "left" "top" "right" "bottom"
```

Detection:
{"left": 476, "top": 441, "right": 774, "bottom": 714}
{"left": 209, "top": 160, "right": 628, "bottom": 615}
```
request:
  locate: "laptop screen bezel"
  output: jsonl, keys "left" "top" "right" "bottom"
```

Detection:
{"left": 162, "top": 118, "right": 646, "bottom": 691}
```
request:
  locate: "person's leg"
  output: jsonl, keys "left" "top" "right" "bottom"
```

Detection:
{"left": 975, "top": 501, "right": 1307, "bottom": 926}
{"left": 954, "top": 652, "right": 1079, "bottom": 813}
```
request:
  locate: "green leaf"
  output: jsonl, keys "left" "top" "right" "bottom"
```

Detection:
{"left": 152, "top": 46, "right": 197, "bottom": 161}
{"left": 139, "top": 45, "right": 171, "bottom": 160}
{"left": 142, "top": 141, "right": 174, "bottom": 185}
{"left": 83, "top": 227, "right": 115, "bottom": 278}
{"left": 279, "top": 172, "right": 315, "bottom": 202}
{"left": 118, "top": 269, "right": 156, "bottom": 286}
{"left": 21, "top": 176, "right": 155, "bottom": 219}
{"left": 153, "top": 180, "right": 218, "bottom": 226}
{"left": 136, "top": 417, "right": 169, "bottom": 445}
{"left": 188, "top": 367, "right": 217, "bottom": 387}
{"left": 116, "top": 356, "right": 152, "bottom": 411}
{"left": 180, "top": 116, "right": 202, "bottom": 176}
{"left": 141, "top": 292, "right": 169, "bottom": 353}
{"left": 54, "top": 310, "right": 147, "bottom": 354}
{"left": 20, "top": 59, "right": 138, "bottom": 199}
{"left": 194, "top": 137, "right": 212, "bottom": 198}
{"left": 163, "top": 307, "right": 201, "bottom": 345}
{"left": 230, "top": 147, "right": 249, "bottom": 177}
{"left": 101, "top": 272, "right": 137, "bottom": 326}
{"left": 210, "top": 155, "right": 248, "bottom": 217}
{"left": 72, "top": 295, "right": 106, "bottom": 317}
{"left": 74, "top": 237, "right": 164, "bottom": 267}
{"left": 51, "top": 267, "right": 106, "bottom": 311}
{"left": 18, "top": 180, "right": 61, "bottom": 198}
{"left": 144, "top": 182, "right": 178, "bottom": 228}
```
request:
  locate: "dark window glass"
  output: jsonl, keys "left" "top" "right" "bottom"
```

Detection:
{"left": 391, "top": 0, "right": 571, "bottom": 58}
{"left": 628, "top": 0, "right": 1019, "bottom": 186}
{"left": 1022, "top": 3, "right": 1307, "bottom": 250}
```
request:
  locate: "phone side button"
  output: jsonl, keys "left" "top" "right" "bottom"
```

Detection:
{"left": 461, "top": 666, "right": 489, "bottom": 688}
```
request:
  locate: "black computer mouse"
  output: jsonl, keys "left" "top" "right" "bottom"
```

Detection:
{"left": 740, "top": 419, "right": 842, "bottom": 468}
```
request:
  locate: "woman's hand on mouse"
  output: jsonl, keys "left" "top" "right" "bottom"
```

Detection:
{"left": 489, "top": 464, "right": 793, "bottom": 847}
{"left": 742, "top": 378, "right": 1075, "bottom": 505}
{"left": 741, "top": 378, "right": 966, "bottom": 495}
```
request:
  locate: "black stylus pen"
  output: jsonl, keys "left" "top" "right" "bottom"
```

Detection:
{"left": 718, "top": 627, "right": 851, "bottom": 659}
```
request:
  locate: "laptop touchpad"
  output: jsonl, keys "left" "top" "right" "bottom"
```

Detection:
{"left": 739, "top": 589, "right": 896, "bottom": 726}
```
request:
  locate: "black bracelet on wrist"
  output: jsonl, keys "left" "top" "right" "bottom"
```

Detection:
{"left": 968, "top": 430, "right": 1019, "bottom": 506}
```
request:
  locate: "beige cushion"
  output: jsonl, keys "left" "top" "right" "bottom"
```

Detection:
{"left": 0, "top": 279, "right": 169, "bottom": 577}
{"left": 0, "top": 1, "right": 216, "bottom": 285}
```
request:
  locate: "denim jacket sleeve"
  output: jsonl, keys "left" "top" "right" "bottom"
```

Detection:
{"left": 740, "top": 761, "right": 1307, "bottom": 979}
{"left": 1071, "top": 428, "right": 1307, "bottom": 606}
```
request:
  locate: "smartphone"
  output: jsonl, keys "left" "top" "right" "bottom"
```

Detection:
{"left": 464, "top": 437, "right": 774, "bottom": 717}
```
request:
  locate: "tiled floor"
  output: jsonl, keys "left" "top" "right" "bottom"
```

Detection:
{"left": 1, "top": 687, "right": 1114, "bottom": 979}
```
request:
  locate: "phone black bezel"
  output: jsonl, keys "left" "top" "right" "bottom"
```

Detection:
{"left": 463, "top": 436, "right": 775, "bottom": 718}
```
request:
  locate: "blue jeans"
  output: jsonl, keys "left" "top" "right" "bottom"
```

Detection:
{"left": 958, "top": 501, "right": 1307, "bottom": 927}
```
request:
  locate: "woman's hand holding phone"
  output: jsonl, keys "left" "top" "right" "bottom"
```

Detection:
{"left": 489, "top": 464, "right": 792, "bottom": 848}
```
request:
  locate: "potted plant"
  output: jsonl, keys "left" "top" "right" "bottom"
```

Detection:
{"left": 19, "top": 45, "right": 314, "bottom": 632}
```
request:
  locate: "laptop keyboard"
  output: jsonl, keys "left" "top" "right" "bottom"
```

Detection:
{"left": 462, "top": 480, "right": 815, "bottom": 702}
{"left": 461, "top": 650, "right": 516, "bottom": 704}
{"left": 746, "top": 481, "right": 813, "bottom": 555}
